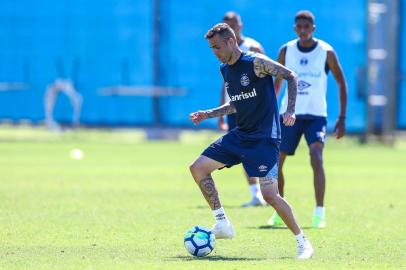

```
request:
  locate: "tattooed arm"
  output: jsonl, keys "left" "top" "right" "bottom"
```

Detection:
{"left": 190, "top": 102, "right": 236, "bottom": 125}
{"left": 253, "top": 54, "right": 298, "bottom": 126}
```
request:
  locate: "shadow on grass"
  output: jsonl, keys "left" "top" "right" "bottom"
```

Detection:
{"left": 248, "top": 225, "right": 313, "bottom": 230}
{"left": 194, "top": 204, "right": 251, "bottom": 209}
{"left": 168, "top": 255, "right": 267, "bottom": 261}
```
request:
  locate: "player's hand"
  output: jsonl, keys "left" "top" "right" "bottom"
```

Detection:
{"left": 282, "top": 111, "right": 296, "bottom": 126}
{"left": 334, "top": 117, "right": 346, "bottom": 139}
{"left": 190, "top": 111, "right": 208, "bottom": 125}
{"left": 218, "top": 116, "right": 228, "bottom": 131}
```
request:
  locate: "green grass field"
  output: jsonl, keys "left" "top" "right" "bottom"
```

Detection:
{"left": 0, "top": 126, "right": 405, "bottom": 270}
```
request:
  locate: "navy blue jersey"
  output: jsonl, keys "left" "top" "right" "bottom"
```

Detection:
{"left": 220, "top": 52, "right": 281, "bottom": 141}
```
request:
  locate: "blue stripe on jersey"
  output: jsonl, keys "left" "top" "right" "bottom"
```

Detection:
{"left": 220, "top": 52, "right": 281, "bottom": 141}
{"left": 271, "top": 114, "right": 280, "bottom": 139}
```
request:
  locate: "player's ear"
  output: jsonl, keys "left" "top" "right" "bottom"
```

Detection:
{"left": 227, "top": 37, "right": 235, "bottom": 47}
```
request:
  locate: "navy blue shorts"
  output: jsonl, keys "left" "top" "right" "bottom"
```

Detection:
{"left": 201, "top": 130, "right": 280, "bottom": 178}
{"left": 280, "top": 115, "right": 327, "bottom": 155}
{"left": 226, "top": 114, "right": 237, "bottom": 130}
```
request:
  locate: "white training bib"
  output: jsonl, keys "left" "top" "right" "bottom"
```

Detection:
{"left": 280, "top": 39, "right": 332, "bottom": 117}
{"left": 239, "top": 37, "right": 262, "bottom": 53}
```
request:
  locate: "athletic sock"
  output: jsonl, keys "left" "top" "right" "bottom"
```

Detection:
{"left": 295, "top": 231, "right": 306, "bottom": 246}
{"left": 314, "top": 206, "right": 325, "bottom": 217}
{"left": 249, "top": 184, "right": 260, "bottom": 198}
{"left": 212, "top": 207, "right": 228, "bottom": 224}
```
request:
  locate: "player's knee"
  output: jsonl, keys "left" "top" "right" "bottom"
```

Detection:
{"left": 259, "top": 176, "right": 278, "bottom": 205}
{"left": 189, "top": 162, "right": 199, "bottom": 176}
{"left": 262, "top": 192, "right": 278, "bottom": 206}
{"left": 309, "top": 147, "right": 323, "bottom": 163}
{"left": 189, "top": 162, "right": 206, "bottom": 182}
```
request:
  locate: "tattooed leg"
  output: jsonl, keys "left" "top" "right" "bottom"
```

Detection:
{"left": 189, "top": 155, "right": 225, "bottom": 210}
{"left": 198, "top": 176, "right": 222, "bottom": 210}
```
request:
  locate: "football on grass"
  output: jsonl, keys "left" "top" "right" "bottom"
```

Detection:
{"left": 183, "top": 226, "right": 215, "bottom": 257}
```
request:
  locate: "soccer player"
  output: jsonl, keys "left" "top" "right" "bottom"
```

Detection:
{"left": 268, "top": 10, "right": 347, "bottom": 228}
{"left": 189, "top": 23, "right": 313, "bottom": 259}
{"left": 218, "top": 11, "right": 266, "bottom": 208}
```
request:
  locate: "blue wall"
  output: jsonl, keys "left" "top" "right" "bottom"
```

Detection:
{"left": 0, "top": 0, "right": 397, "bottom": 132}
{"left": 398, "top": 0, "right": 406, "bottom": 129}
{"left": 0, "top": 0, "right": 153, "bottom": 125}
{"left": 159, "top": 0, "right": 367, "bottom": 131}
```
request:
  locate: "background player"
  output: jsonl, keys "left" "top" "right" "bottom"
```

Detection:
{"left": 268, "top": 10, "right": 348, "bottom": 228}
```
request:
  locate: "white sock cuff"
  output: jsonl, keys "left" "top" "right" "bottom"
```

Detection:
{"left": 212, "top": 207, "right": 227, "bottom": 222}
{"left": 295, "top": 231, "right": 305, "bottom": 243}
{"left": 314, "top": 206, "right": 325, "bottom": 216}
{"left": 249, "top": 184, "right": 260, "bottom": 197}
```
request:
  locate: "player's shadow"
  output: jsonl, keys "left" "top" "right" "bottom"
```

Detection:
{"left": 171, "top": 255, "right": 267, "bottom": 261}
{"left": 252, "top": 225, "right": 313, "bottom": 230}
{"left": 194, "top": 205, "right": 251, "bottom": 209}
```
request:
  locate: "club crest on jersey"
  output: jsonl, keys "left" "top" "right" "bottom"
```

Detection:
{"left": 240, "top": 74, "right": 250, "bottom": 86}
